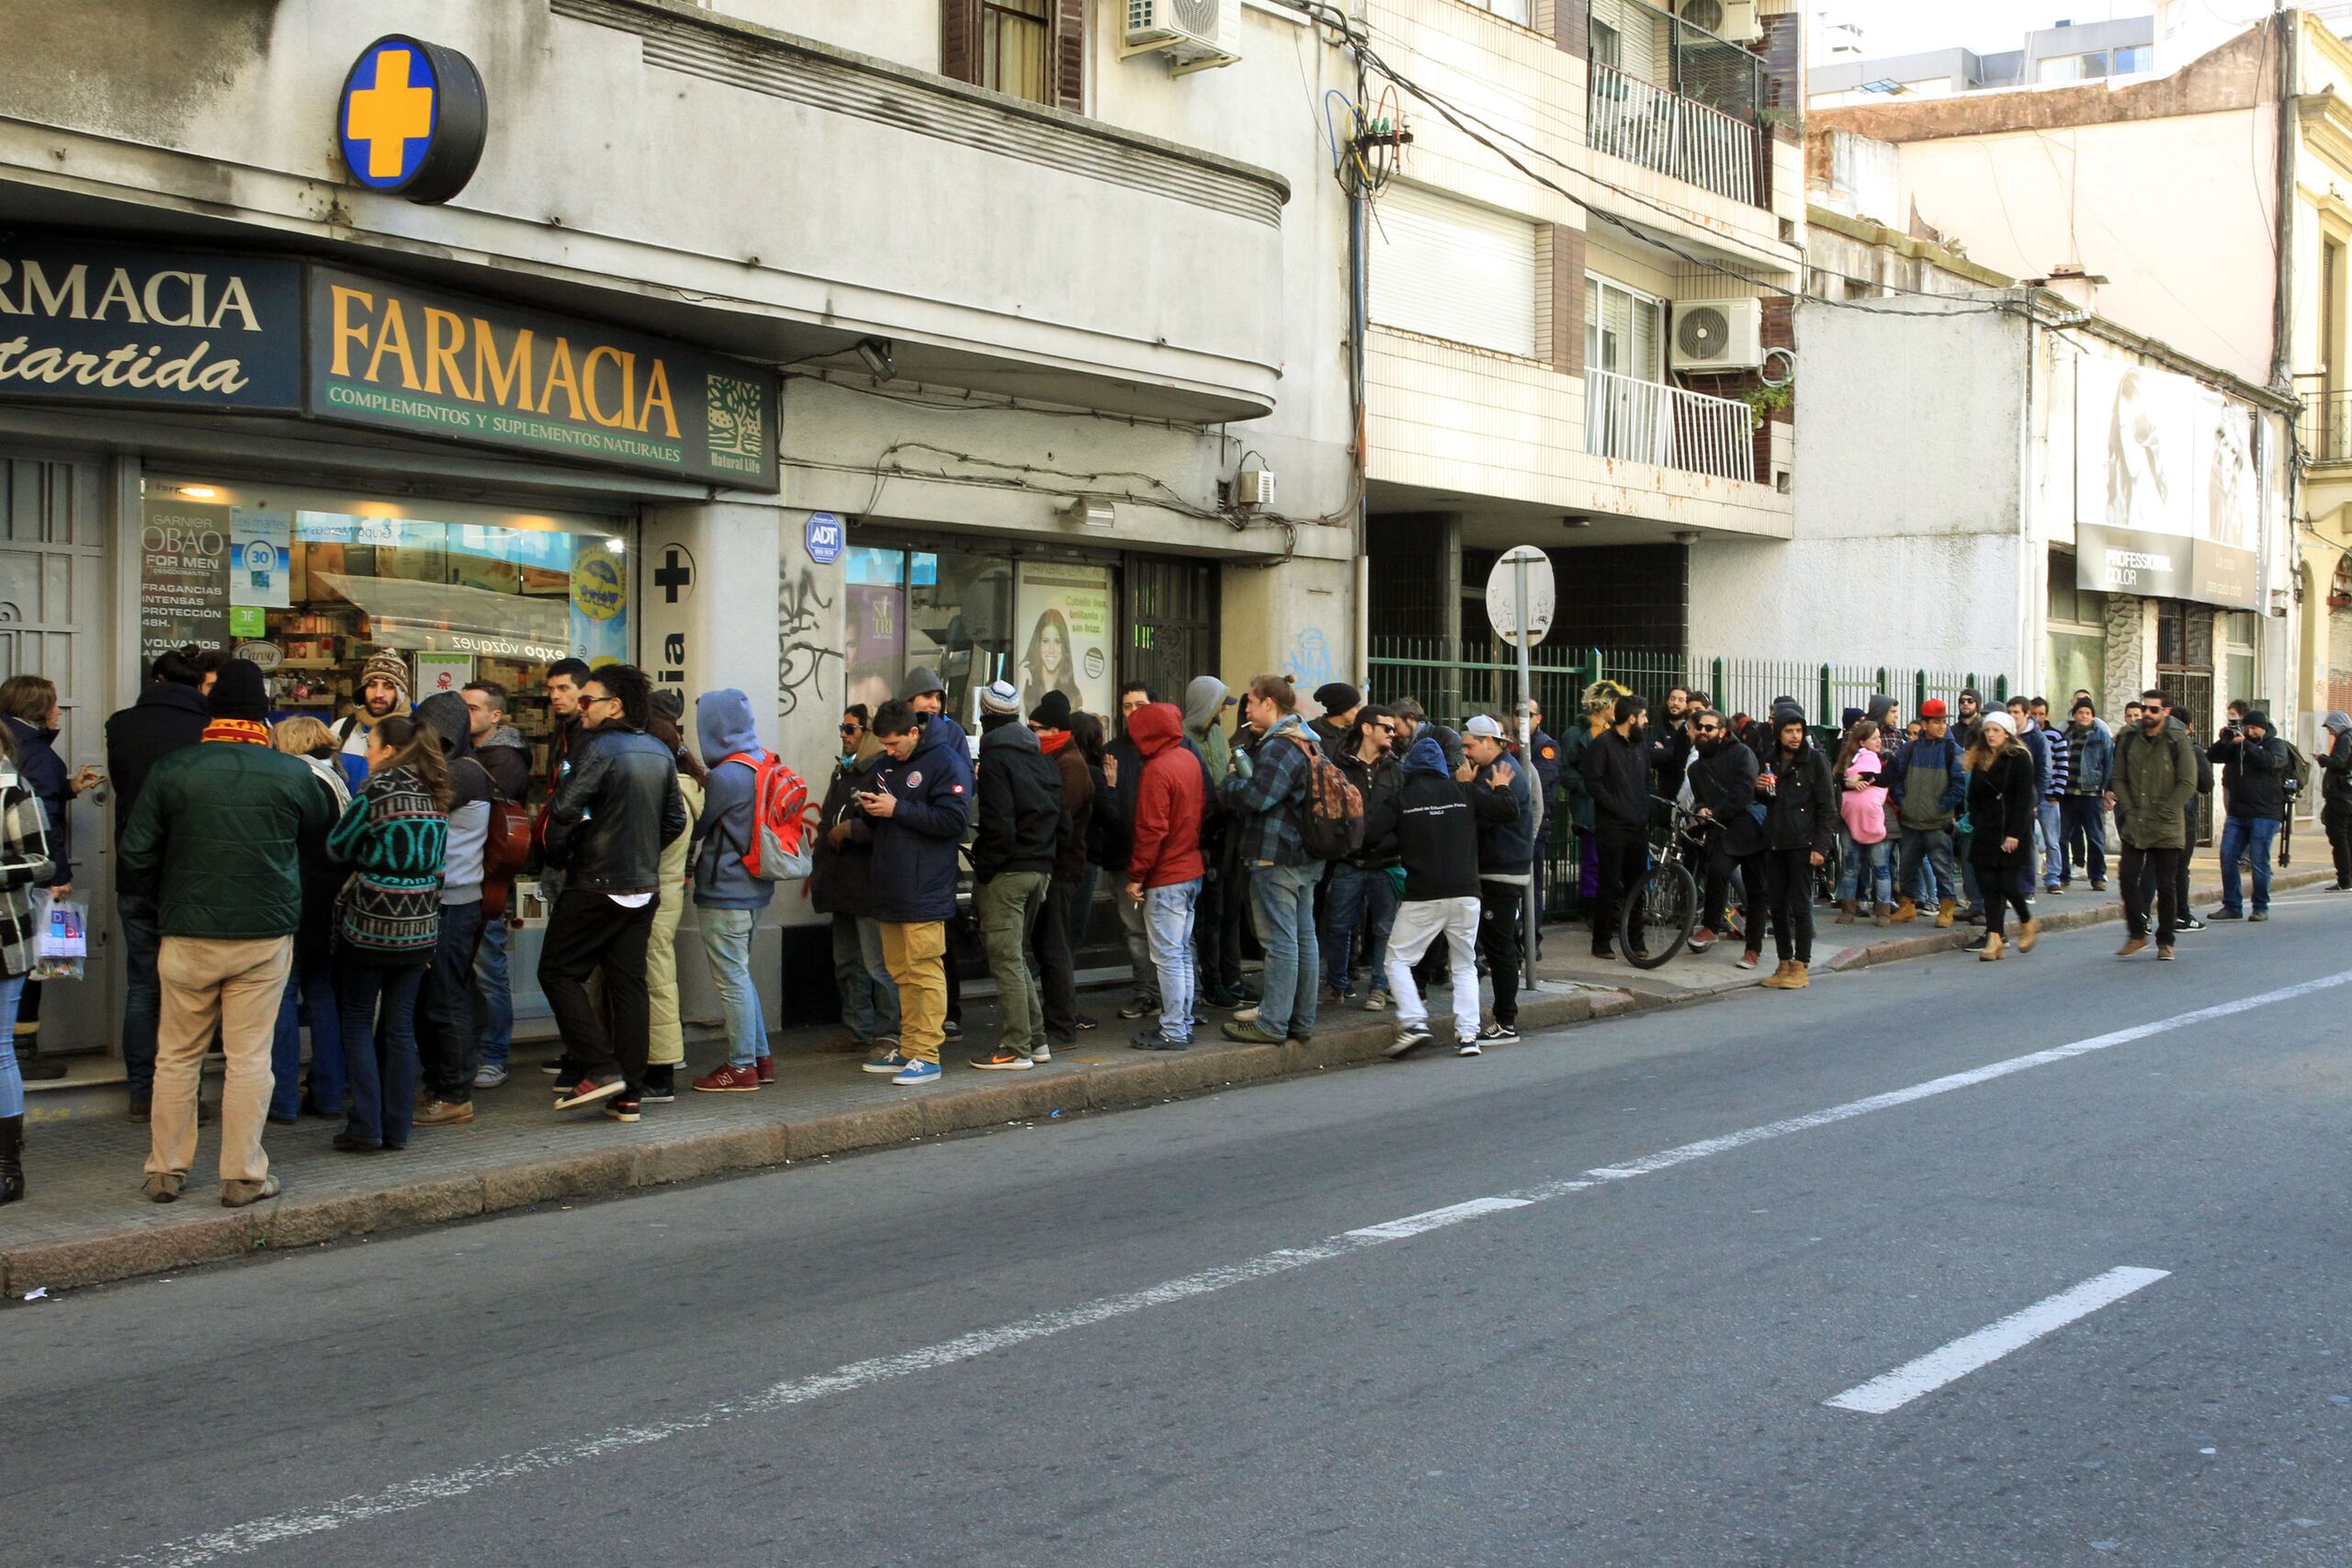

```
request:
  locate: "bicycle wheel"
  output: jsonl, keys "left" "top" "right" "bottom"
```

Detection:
{"left": 1619, "top": 859, "right": 1697, "bottom": 970}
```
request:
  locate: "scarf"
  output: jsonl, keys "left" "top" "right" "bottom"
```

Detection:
{"left": 1037, "top": 729, "right": 1071, "bottom": 756}
{"left": 201, "top": 718, "right": 272, "bottom": 747}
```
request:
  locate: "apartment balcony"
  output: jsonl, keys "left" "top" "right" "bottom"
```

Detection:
{"left": 1585, "top": 369, "right": 1755, "bottom": 482}
{"left": 1588, "top": 62, "right": 1760, "bottom": 208}
{"left": 2300, "top": 378, "right": 2352, "bottom": 467}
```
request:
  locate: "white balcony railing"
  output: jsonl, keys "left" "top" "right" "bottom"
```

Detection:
{"left": 1585, "top": 368, "right": 1756, "bottom": 481}
{"left": 1588, "top": 62, "right": 1759, "bottom": 207}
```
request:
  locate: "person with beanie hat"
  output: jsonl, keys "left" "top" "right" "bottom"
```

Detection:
{"left": 978, "top": 679, "right": 1022, "bottom": 720}
{"left": 118, "top": 660, "right": 335, "bottom": 1206}
{"left": 1962, "top": 709, "right": 2038, "bottom": 960}
{"left": 2320, "top": 711, "right": 2352, "bottom": 890}
{"left": 967, "top": 684, "right": 1066, "bottom": 1070}
{"left": 1029, "top": 688, "right": 1094, "bottom": 1044}
{"left": 332, "top": 650, "right": 413, "bottom": 793}
{"left": 899, "top": 666, "right": 947, "bottom": 706}
{"left": 2207, "top": 705, "right": 2289, "bottom": 920}
{"left": 1310, "top": 682, "right": 1362, "bottom": 758}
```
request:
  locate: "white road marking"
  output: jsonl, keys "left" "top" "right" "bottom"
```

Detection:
{"left": 112, "top": 967, "right": 2352, "bottom": 1568}
{"left": 1825, "top": 1267, "right": 2171, "bottom": 1415}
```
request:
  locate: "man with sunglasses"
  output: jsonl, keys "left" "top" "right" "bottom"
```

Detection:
{"left": 1320, "top": 705, "right": 1404, "bottom": 1009}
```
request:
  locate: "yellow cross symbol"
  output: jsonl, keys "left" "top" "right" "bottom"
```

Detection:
{"left": 345, "top": 48, "right": 434, "bottom": 179}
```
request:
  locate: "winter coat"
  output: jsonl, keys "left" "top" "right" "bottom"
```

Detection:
{"left": 415, "top": 693, "right": 495, "bottom": 906}
{"left": 1582, "top": 728, "right": 1652, "bottom": 832}
{"left": 290, "top": 751, "right": 351, "bottom": 968}
{"left": 1888, "top": 733, "right": 1968, "bottom": 831}
{"left": 810, "top": 737, "right": 885, "bottom": 918}
{"left": 1838, "top": 777, "right": 1890, "bottom": 845}
{"left": 2063, "top": 721, "right": 2114, "bottom": 796}
{"left": 2111, "top": 721, "right": 2199, "bottom": 850}
{"left": 972, "top": 718, "right": 1065, "bottom": 883}
{"left": 1558, "top": 723, "right": 1600, "bottom": 832}
{"left": 543, "top": 726, "right": 689, "bottom": 895}
{"left": 1361, "top": 735, "right": 1518, "bottom": 902}
{"left": 691, "top": 688, "right": 777, "bottom": 911}
{"left": 2211, "top": 731, "right": 2288, "bottom": 820}
{"left": 1474, "top": 750, "right": 1536, "bottom": 877}
{"left": 1528, "top": 728, "right": 1565, "bottom": 813}
{"left": 1045, "top": 736, "right": 1094, "bottom": 884}
{"left": 0, "top": 769, "right": 52, "bottom": 979}
{"left": 104, "top": 681, "right": 209, "bottom": 871}
{"left": 4, "top": 716, "right": 71, "bottom": 886}
{"left": 1126, "top": 703, "right": 1205, "bottom": 889}
{"left": 2322, "top": 727, "right": 2352, "bottom": 813}
{"left": 1689, "top": 739, "right": 1763, "bottom": 857}
{"left": 1221, "top": 713, "right": 1313, "bottom": 867}
{"left": 1759, "top": 739, "right": 1838, "bottom": 857}
{"left": 1965, "top": 749, "right": 2039, "bottom": 869}
{"left": 327, "top": 763, "right": 446, "bottom": 964}
{"left": 1335, "top": 743, "right": 1404, "bottom": 870}
{"left": 473, "top": 725, "right": 533, "bottom": 802}
{"left": 1085, "top": 752, "right": 1129, "bottom": 874}
{"left": 119, "top": 734, "right": 334, "bottom": 941}
{"left": 865, "top": 715, "right": 974, "bottom": 923}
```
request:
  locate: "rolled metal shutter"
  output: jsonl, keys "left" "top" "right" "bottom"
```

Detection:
{"left": 1369, "top": 184, "right": 1540, "bottom": 358}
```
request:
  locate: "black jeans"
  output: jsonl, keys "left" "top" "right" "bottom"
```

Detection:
{"left": 1975, "top": 859, "right": 2032, "bottom": 936}
{"left": 2326, "top": 805, "right": 2352, "bottom": 886}
{"left": 1476, "top": 881, "right": 1524, "bottom": 1025}
{"left": 2120, "top": 844, "right": 2182, "bottom": 944}
{"left": 537, "top": 888, "right": 655, "bottom": 1095}
{"left": 1040, "top": 876, "right": 1084, "bottom": 1035}
{"left": 414, "top": 899, "right": 484, "bottom": 1102}
{"left": 1761, "top": 847, "right": 1815, "bottom": 963}
{"left": 1591, "top": 823, "right": 1648, "bottom": 956}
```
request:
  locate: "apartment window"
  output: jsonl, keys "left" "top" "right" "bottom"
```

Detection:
{"left": 1460, "top": 0, "right": 1534, "bottom": 26}
{"left": 1585, "top": 275, "right": 1663, "bottom": 380}
{"left": 982, "top": 0, "right": 1053, "bottom": 102}
{"left": 2038, "top": 46, "right": 2147, "bottom": 84}
{"left": 1589, "top": 17, "right": 1622, "bottom": 68}
{"left": 1369, "top": 185, "right": 1541, "bottom": 358}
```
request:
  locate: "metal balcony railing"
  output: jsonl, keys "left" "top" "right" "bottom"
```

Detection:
{"left": 2299, "top": 378, "right": 2352, "bottom": 464}
{"left": 1585, "top": 367, "right": 1756, "bottom": 481}
{"left": 1588, "top": 61, "right": 1760, "bottom": 206}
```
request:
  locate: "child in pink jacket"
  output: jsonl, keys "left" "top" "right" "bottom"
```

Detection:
{"left": 1838, "top": 748, "right": 1894, "bottom": 924}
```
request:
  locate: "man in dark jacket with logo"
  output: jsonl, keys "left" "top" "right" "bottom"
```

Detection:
{"left": 105, "top": 645, "right": 213, "bottom": 1112}
{"left": 2207, "top": 706, "right": 2288, "bottom": 921}
{"left": 541, "top": 665, "right": 688, "bottom": 1121}
{"left": 1755, "top": 708, "right": 1836, "bottom": 990}
{"left": 1463, "top": 714, "right": 1533, "bottom": 1042}
{"left": 856, "top": 698, "right": 973, "bottom": 1085}
{"left": 1580, "top": 694, "right": 1652, "bottom": 961}
{"left": 2320, "top": 710, "right": 2352, "bottom": 890}
{"left": 1320, "top": 705, "right": 1402, "bottom": 1009}
{"left": 119, "top": 660, "right": 334, "bottom": 1206}
{"left": 968, "top": 681, "right": 1067, "bottom": 1071}
{"left": 813, "top": 713, "right": 899, "bottom": 1055}
{"left": 1886, "top": 698, "right": 1967, "bottom": 926}
{"left": 1371, "top": 733, "right": 1520, "bottom": 1057}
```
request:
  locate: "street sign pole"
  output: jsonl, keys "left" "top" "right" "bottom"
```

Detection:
{"left": 1511, "top": 550, "right": 1543, "bottom": 984}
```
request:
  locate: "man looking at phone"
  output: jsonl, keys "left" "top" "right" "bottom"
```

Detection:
{"left": 855, "top": 698, "right": 972, "bottom": 1087}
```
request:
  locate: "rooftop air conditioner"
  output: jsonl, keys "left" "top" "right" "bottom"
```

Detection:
{"left": 1675, "top": 0, "right": 1762, "bottom": 45}
{"left": 1669, "top": 298, "right": 1765, "bottom": 373}
{"left": 1125, "top": 0, "right": 1243, "bottom": 73}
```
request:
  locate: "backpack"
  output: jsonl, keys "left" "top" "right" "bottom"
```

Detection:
{"left": 1285, "top": 733, "right": 1364, "bottom": 861}
{"left": 2282, "top": 739, "right": 2315, "bottom": 808}
{"left": 721, "top": 750, "right": 813, "bottom": 881}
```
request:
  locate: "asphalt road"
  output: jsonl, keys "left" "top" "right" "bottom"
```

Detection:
{"left": 14, "top": 886, "right": 2352, "bottom": 1568}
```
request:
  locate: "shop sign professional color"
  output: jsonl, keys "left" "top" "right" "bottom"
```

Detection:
{"left": 0, "top": 243, "right": 302, "bottom": 409}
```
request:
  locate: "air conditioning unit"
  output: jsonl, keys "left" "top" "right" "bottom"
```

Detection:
{"left": 1124, "top": 0, "right": 1243, "bottom": 73}
{"left": 1674, "top": 0, "right": 1762, "bottom": 45}
{"left": 1669, "top": 299, "right": 1766, "bottom": 373}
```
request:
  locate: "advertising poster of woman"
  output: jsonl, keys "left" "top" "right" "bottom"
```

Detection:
{"left": 1015, "top": 563, "right": 1114, "bottom": 719}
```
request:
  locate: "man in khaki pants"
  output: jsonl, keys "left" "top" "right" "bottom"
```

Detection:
{"left": 118, "top": 660, "right": 333, "bottom": 1205}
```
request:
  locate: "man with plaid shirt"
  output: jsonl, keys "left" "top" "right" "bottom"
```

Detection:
{"left": 1219, "top": 675, "right": 1318, "bottom": 1045}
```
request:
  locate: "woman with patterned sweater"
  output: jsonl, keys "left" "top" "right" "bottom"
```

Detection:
{"left": 328, "top": 714, "right": 447, "bottom": 1154}
{"left": 0, "top": 720, "right": 53, "bottom": 1202}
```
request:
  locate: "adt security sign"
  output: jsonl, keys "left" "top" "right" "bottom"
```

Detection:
{"left": 805, "top": 513, "right": 844, "bottom": 566}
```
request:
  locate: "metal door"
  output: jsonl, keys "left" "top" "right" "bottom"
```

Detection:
{"left": 1123, "top": 554, "right": 1218, "bottom": 706}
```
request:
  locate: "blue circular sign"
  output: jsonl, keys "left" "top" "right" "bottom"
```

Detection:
{"left": 337, "top": 36, "right": 487, "bottom": 205}
{"left": 805, "top": 512, "right": 845, "bottom": 566}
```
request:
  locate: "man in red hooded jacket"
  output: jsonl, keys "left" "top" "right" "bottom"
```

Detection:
{"left": 1124, "top": 701, "right": 1205, "bottom": 1050}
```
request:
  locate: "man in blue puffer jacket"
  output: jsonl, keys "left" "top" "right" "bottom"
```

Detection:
{"left": 854, "top": 698, "right": 973, "bottom": 1086}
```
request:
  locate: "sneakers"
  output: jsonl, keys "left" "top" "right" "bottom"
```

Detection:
{"left": 555, "top": 1073, "right": 626, "bottom": 1111}
{"left": 1734, "top": 950, "right": 1761, "bottom": 972}
{"left": 220, "top": 1173, "right": 282, "bottom": 1208}
{"left": 2157, "top": 944, "right": 2177, "bottom": 961}
{"left": 1457, "top": 1041, "right": 1483, "bottom": 1057}
{"left": 942, "top": 1018, "right": 963, "bottom": 1040}
{"left": 1221, "top": 1020, "right": 1286, "bottom": 1044}
{"left": 472, "top": 1065, "right": 509, "bottom": 1089}
{"left": 2207, "top": 907, "right": 2244, "bottom": 921}
{"left": 861, "top": 1046, "right": 912, "bottom": 1076}
{"left": 1074, "top": 1014, "right": 1100, "bottom": 1032}
{"left": 1232, "top": 1005, "right": 1261, "bottom": 1025}
{"left": 1031, "top": 1042, "right": 1053, "bottom": 1064}
{"left": 891, "top": 1059, "right": 943, "bottom": 1086}
{"left": 414, "top": 1098, "right": 474, "bottom": 1127}
{"left": 692, "top": 1063, "right": 763, "bottom": 1092}
{"left": 971, "top": 1048, "right": 1035, "bottom": 1071}
{"left": 604, "top": 1098, "right": 642, "bottom": 1123}
{"left": 1686, "top": 928, "right": 1717, "bottom": 953}
{"left": 1320, "top": 985, "right": 1350, "bottom": 1008}
{"left": 2176, "top": 917, "right": 2208, "bottom": 933}
{"left": 2091, "top": 880, "right": 2107, "bottom": 892}
{"left": 539, "top": 1060, "right": 568, "bottom": 1077}
{"left": 1476, "top": 1021, "right": 1519, "bottom": 1045}
{"left": 1118, "top": 992, "right": 1161, "bottom": 1020}
{"left": 1385, "top": 1023, "right": 1434, "bottom": 1059}
{"left": 1362, "top": 990, "right": 1390, "bottom": 1011}
{"left": 2250, "top": 909, "right": 2270, "bottom": 922}
{"left": 756, "top": 1055, "right": 776, "bottom": 1084}
{"left": 1129, "top": 1029, "right": 1192, "bottom": 1051}
{"left": 642, "top": 1067, "right": 677, "bottom": 1104}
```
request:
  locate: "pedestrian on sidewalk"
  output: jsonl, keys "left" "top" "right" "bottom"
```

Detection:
{"left": 1179, "top": 678, "right": 1244, "bottom": 1008}
{"left": 1755, "top": 708, "right": 1835, "bottom": 989}
{"left": 0, "top": 719, "right": 56, "bottom": 1203}
{"left": 2207, "top": 706, "right": 2288, "bottom": 921}
{"left": 105, "top": 647, "right": 212, "bottom": 1114}
{"left": 1581, "top": 694, "right": 1652, "bottom": 963}
{"left": 1462, "top": 714, "right": 1532, "bottom": 1041}
{"left": 2111, "top": 689, "right": 2199, "bottom": 960}
{"left": 1310, "top": 682, "right": 1361, "bottom": 759}
{"left": 330, "top": 650, "right": 411, "bottom": 795}
{"left": 120, "top": 660, "right": 333, "bottom": 1203}
{"left": 1030, "top": 690, "right": 1095, "bottom": 1046}
{"left": 2320, "top": 710, "right": 2352, "bottom": 890}
{"left": 689, "top": 690, "right": 780, "bottom": 1094}
{"left": 540, "top": 666, "right": 687, "bottom": 1122}
{"left": 2060, "top": 698, "right": 2114, "bottom": 892}
{"left": 1322, "top": 705, "right": 1402, "bottom": 1010}
{"left": 2009, "top": 697, "right": 2069, "bottom": 894}
{"left": 2161, "top": 701, "right": 2212, "bottom": 933}
{"left": 410, "top": 694, "right": 496, "bottom": 1129}
{"left": 1108, "top": 681, "right": 1158, "bottom": 1021}
{"left": 1687, "top": 711, "right": 1760, "bottom": 957}
{"left": 1372, "top": 731, "right": 1521, "bottom": 1058}
{"left": 1125, "top": 700, "right": 1206, "bottom": 1050}
{"left": 857, "top": 698, "right": 972, "bottom": 1086}
{"left": 969, "top": 680, "right": 1066, "bottom": 1072}
{"left": 1886, "top": 699, "right": 1967, "bottom": 927}
{"left": 1830, "top": 719, "right": 1883, "bottom": 924}
{"left": 1219, "top": 676, "right": 1321, "bottom": 1044}
{"left": 1962, "top": 711, "right": 2039, "bottom": 960}
{"left": 267, "top": 716, "right": 349, "bottom": 1122}
{"left": 812, "top": 706, "right": 899, "bottom": 1060}
{"left": 1557, "top": 682, "right": 1622, "bottom": 929}
{"left": 1838, "top": 746, "right": 1894, "bottom": 925}
{"left": 641, "top": 694, "right": 707, "bottom": 1102}
{"left": 461, "top": 681, "right": 529, "bottom": 1089}
{"left": 1954, "top": 688, "right": 1986, "bottom": 750}
{"left": 0, "top": 675, "right": 98, "bottom": 1089}
{"left": 328, "top": 714, "right": 450, "bottom": 1154}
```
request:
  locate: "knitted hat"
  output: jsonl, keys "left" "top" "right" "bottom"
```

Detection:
{"left": 2244, "top": 708, "right": 2271, "bottom": 731}
{"left": 1313, "top": 682, "right": 1362, "bottom": 715}
{"left": 1028, "top": 690, "right": 1072, "bottom": 729}
{"left": 358, "top": 650, "right": 411, "bottom": 704}
{"left": 209, "top": 660, "right": 271, "bottom": 723}
{"left": 1840, "top": 707, "right": 1865, "bottom": 731}
{"left": 1977, "top": 709, "right": 2016, "bottom": 739}
{"left": 899, "top": 665, "right": 946, "bottom": 702}
{"left": 651, "top": 687, "right": 685, "bottom": 724}
{"left": 978, "top": 679, "right": 1021, "bottom": 717}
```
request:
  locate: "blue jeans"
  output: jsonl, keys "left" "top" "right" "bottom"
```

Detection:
{"left": 1318, "top": 862, "right": 1398, "bottom": 997}
{"left": 832, "top": 913, "right": 899, "bottom": 1041}
{"left": 117, "top": 887, "right": 163, "bottom": 1096}
{"left": 1897, "top": 826, "right": 1961, "bottom": 908}
{"left": 2036, "top": 799, "right": 2065, "bottom": 888}
{"left": 702, "top": 906, "right": 768, "bottom": 1067}
{"left": 416, "top": 900, "right": 483, "bottom": 1102}
{"left": 1838, "top": 838, "right": 1893, "bottom": 905}
{"left": 1145, "top": 877, "right": 1202, "bottom": 1042}
{"left": 2059, "top": 795, "right": 2108, "bottom": 886}
{"left": 2218, "top": 814, "right": 2278, "bottom": 914}
{"left": 471, "top": 914, "right": 514, "bottom": 1069}
{"left": 338, "top": 961, "right": 424, "bottom": 1148}
{"left": 270, "top": 952, "right": 343, "bottom": 1121}
{"left": 0, "top": 973, "right": 27, "bottom": 1118}
{"left": 1249, "top": 862, "right": 1320, "bottom": 1036}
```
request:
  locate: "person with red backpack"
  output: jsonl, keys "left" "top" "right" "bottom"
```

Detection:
{"left": 688, "top": 689, "right": 785, "bottom": 1093}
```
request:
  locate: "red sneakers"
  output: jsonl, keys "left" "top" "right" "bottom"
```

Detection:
{"left": 755, "top": 1055, "right": 775, "bottom": 1084}
{"left": 693, "top": 1063, "right": 764, "bottom": 1093}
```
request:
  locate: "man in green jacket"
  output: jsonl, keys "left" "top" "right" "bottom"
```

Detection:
{"left": 118, "top": 661, "right": 334, "bottom": 1206}
{"left": 2109, "top": 687, "right": 2199, "bottom": 960}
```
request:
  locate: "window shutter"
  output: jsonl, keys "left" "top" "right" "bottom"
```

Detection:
{"left": 1552, "top": 224, "right": 1586, "bottom": 376}
{"left": 1056, "top": 0, "right": 1086, "bottom": 109}
{"left": 1555, "top": 0, "right": 1589, "bottom": 56}
{"left": 942, "top": 0, "right": 983, "bottom": 85}
{"left": 1368, "top": 185, "right": 1540, "bottom": 358}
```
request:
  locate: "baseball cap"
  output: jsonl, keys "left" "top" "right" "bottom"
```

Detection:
{"left": 1464, "top": 714, "right": 1508, "bottom": 740}
{"left": 1920, "top": 699, "right": 1949, "bottom": 719}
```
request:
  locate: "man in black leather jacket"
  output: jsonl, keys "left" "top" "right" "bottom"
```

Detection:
{"left": 541, "top": 664, "right": 688, "bottom": 1121}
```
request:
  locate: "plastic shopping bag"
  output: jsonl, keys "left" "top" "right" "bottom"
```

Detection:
{"left": 31, "top": 891, "right": 86, "bottom": 959}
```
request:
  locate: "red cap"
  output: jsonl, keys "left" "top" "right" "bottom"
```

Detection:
{"left": 1920, "top": 699, "right": 1950, "bottom": 718}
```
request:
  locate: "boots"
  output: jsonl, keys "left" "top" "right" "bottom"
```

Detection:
{"left": 1890, "top": 898, "right": 1919, "bottom": 923}
{"left": 16, "top": 1021, "right": 63, "bottom": 1081}
{"left": 2016, "top": 918, "right": 2039, "bottom": 954}
{"left": 1935, "top": 898, "right": 1956, "bottom": 929}
{"left": 1978, "top": 931, "right": 2006, "bottom": 961}
{"left": 1874, "top": 901, "right": 1893, "bottom": 927}
{"left": 1836, "top": 900, "right": 1858, "bottom": 925}
{"left": 1757, "top": 960, "right": 1793, "bottom": 986}
{"left": 0, "top": 1113, "right": 22, "bottom": 1204}
{"left": 1760, "top": 960, "right": 1807, "bottom": 989}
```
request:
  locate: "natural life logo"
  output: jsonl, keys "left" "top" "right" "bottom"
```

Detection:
{"left": 706, "top": 373, "right": 766, "bottom": 473}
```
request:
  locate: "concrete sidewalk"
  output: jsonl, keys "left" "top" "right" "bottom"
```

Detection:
{"left": 2, "top": 851, "right": 2327, "bottom": 1297}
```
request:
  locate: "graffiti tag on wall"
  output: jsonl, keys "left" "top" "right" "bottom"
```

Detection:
{"left": 779, "top": 564, "right": 840, "bottom": 718}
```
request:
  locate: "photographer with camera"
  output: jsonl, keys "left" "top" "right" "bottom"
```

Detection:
{"left": 2206, "top": 707, "right": 2288, "bottom": 922}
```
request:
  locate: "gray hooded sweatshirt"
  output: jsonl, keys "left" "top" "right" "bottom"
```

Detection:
{"left": 1183, "top": 676, "right": 1231, "bottom": 777}
{"left": 692, "top": 688, "right": 776, "bottom": 910}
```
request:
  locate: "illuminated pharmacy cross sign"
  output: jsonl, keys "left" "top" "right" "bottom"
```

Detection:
{"left": 345, "top": 50, "right": 435, "bottom": 179}
{"left": 656, "top": 545, "right": 695, "bottom": 604}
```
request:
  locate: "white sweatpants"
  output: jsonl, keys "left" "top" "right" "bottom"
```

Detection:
{"left": 1384, "top": 896, "right": 1482, "bottom": 1043}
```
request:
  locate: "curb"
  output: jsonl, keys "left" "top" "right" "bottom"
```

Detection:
{"left": 6, "top": 864, "right": 2332, "bottom": 1294}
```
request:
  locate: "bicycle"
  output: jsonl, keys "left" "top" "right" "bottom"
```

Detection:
{"left": 1617, "top": 798, "right": 1721, "bottom": 971}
